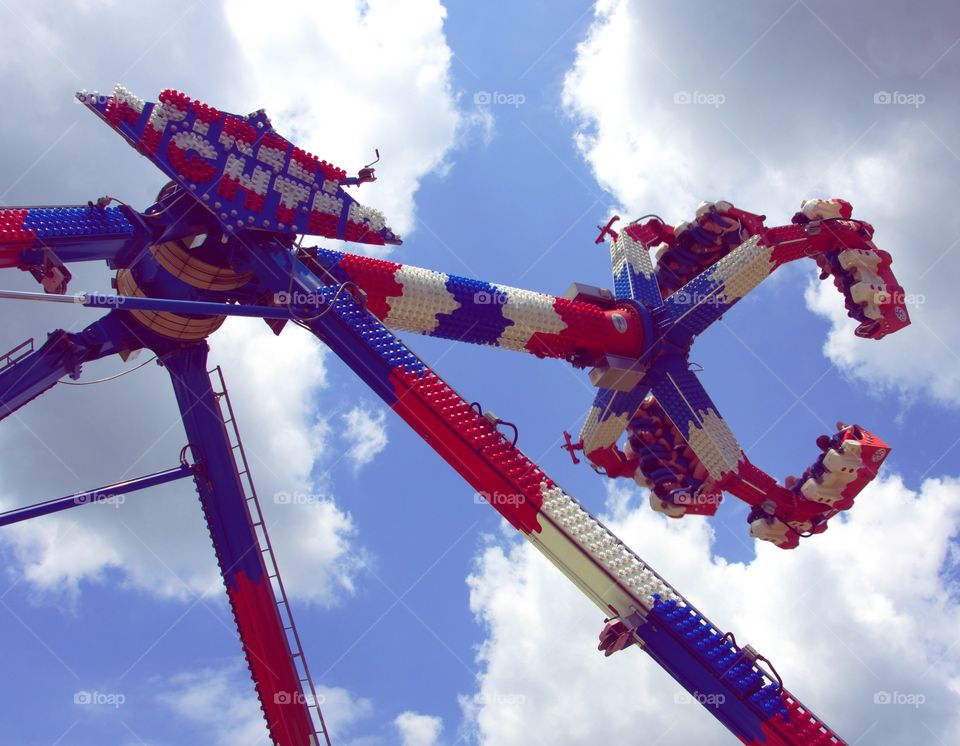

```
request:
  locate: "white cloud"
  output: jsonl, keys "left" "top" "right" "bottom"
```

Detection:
{"left": 0, "top": 317, "right": 362, "bottom": 606}
{"left": 394, "top": 711, "right": 443, "bottom": 746}
{"left": 0, "top": 0, "right": 466, "bottom": 603}
{"left": 462, "top": 478, "right": 960, "bottom": 745}
{"left": 156, "top": 663, "right": 374, "bottom": 746}
{"left": 315, "top": 684, "right": 375, "bottom": 739}
{"left": 343, "top": 406, "right": 389, "bottom": 471}
{"left": 222, "top": 0, "right": 464, "bottom": 242}
{"left": 208, "top": 317, "right": 363, "bottom": 605}
{"left": 562, "top": 0, "right": 960, "bottom": 405}
{"left": 157, "top": 664, "right": 273, "bottom": 746}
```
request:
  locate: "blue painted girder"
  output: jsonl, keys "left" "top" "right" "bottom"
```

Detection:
{"left": 0, "top": 311, "right": 149, "bottom": 421}
{"left": 660, "top": 234, "right": 768, "bottom": 342}
{"left": 610, "top": 228, "right": 664, "bottom": 307}
{"left": 0, "top": 204, "right": 147, "bottom": 269}
{"left": 647, "top": 357, "right": 744, "bottom": 481}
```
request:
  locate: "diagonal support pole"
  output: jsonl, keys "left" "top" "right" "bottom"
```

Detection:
{"left": 0, "top": 465, "right": 192, "bottom": 527}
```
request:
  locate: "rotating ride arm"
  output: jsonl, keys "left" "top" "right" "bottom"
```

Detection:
{"left": 0, "top": 311, "right": 149, "bottom": 420}
{"left": 0, "top": 203, "right": 149, "bottom": 293}
{"left": 262, "top": 247, "right": 845, "bottom": 745}
{"left": 656, "top": 199, "right": 908, "bottom": 344}
{"left": 573, "top": 198, "right": 908, "bottom": 548}
{"left": 646, "top": 357, "right": 889, "bottom": 549}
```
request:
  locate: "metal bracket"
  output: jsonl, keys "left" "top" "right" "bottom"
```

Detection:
{"left": 588, "top": 354, "right": 647, "bottom": 392}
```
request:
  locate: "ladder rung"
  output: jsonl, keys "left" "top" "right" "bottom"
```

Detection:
{"left": 212, "top": 365, "right": 330, "bottom": 741}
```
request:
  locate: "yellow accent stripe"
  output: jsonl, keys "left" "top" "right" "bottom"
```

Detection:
{"left": 150, "top": 238, "right": 251, "bottom": 291}
{"left": 116, "top": 269, "right": 226, "bottom": 341}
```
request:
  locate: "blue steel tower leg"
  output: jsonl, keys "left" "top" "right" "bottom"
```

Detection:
{"left": 161, "top": 342, "right": 323, "bottom": 746}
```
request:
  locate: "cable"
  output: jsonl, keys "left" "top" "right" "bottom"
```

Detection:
{"left": 756, "top": 652, "right": 784, "bottom": 692}
{"left": 468, "top": 401, "right": 519, "bottom": 447}
{"left": 60, "top": 355, "right": 157, "bottom": 385}
{"left": 496, "top": 418, "right": 519, "bottom": 448}
{"left": 627, "top": 213, "right": 665, "bottom": 225}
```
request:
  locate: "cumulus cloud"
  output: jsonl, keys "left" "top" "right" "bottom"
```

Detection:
{"left": 222, "top": 0, "right": 464, "bottom": 243}
{"left": 462, "top": 478, "right": 960, "bottom": 745}
{"left": 0, "top": 317, "right": 361, "bottom": 604}
{"left": 156, "top": 663, "right": 374, "bottom": 746}
{"left": 0, "top": 0, "right": 465, "bottom": 604}
{"left": 562, "top": 0, "right": 960, "bottom": 405}
{"left": 157, "top": 664, "right": 269, "bottom": 746}
{"left": 394, "top": 711, "right": 443, "bottom": 746}
{"left": 342, "top": 406, "right": 389, "bottom": 471}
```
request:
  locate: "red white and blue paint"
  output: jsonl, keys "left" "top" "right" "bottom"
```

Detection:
{"left": 0, "top": 85, "right": 912, "bottom": 746}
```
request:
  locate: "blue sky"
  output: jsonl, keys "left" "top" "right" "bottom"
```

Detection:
{"left": 0, "top": 1, "right": 959, "bottom": 744}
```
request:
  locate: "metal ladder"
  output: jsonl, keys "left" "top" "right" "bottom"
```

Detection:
{"left": 209, "top": 366, "right": 332, "bottom": 746}
{"left": 0, "top": 338, "right": 34, "bottom": 373}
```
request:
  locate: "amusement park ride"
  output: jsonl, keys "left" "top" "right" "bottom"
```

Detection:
{"left": 0, "top": 85, "right": 911, "bottom": 745}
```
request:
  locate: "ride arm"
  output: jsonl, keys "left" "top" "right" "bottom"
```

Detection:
{"left": 0, "top": 311, "right": 147, "bottom": 420}
{"left": 297, "top": 246, "right": 645, "bottom": 367}
{"left": 0, "top": 204, "right": 149, "bottom": 292}
{"left": 648, "top": 358, "right": 889, "bottom": 549}
{"left": 267, "top": 249, "right": 846, "bottom": 744}
{"left": 658, "top": 199, "right": 909, "bottom": 343}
